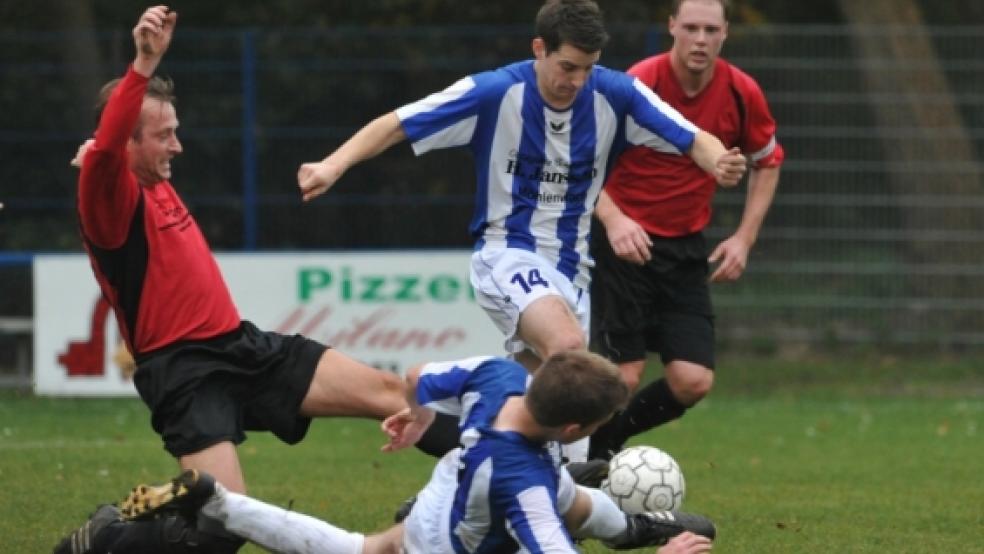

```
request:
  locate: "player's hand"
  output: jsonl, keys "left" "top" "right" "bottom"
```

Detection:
{"left": 708, "top": 234, "right": 750, "bottom": 282}
{"left": 713, "top": 147, "right": 746, "bottom": 187}
{"left": 604, "top": 211, "right": 652, "bottom": 265}
{"left": 656, "top": 531, "right": 712, "bottom": 554}
{"left": 381, "top": 407, "right": 436, "bottom": 452}
{"left": 133, "top": 6, "right": 177, "bottom": 63}
{"left": 297, "top": 159, "right": 344, "bottom": 202}
{"left": 70, "top": 138, "right": 95, "bottom": 169}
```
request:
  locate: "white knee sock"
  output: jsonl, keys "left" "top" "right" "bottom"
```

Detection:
{"left": 201, "top": 485, "right": 365, "bottom": 554}
{"left": 576, "top": 486, "right": 628, "bottom": 540}
{"left": 563, "top": 436, "right": 590, "bottom": 463}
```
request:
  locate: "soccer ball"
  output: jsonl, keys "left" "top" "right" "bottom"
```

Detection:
{"left": 600, "top": 446, "right": 685, "bottom": 513}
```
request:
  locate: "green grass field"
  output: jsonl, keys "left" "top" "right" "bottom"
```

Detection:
{"left": 1, "top": 356, "right": 982, "bottom": 553}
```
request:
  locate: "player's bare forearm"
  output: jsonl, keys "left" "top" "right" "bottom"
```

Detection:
{"left": 333, "top": 112, "right": 406, "bottom": 168}
{"left": 596, "top": 190, "right": 651, "bottom": 264}
{"left": 688, "top": 131, "right": 745, "bottom": 187}
{"left": 687, "top": 130, "right": 726, "bottom": 177}
{"left": 297, "top": 112, "right": 406, "bottom": 201}
{"left": 734, "top": 165, "right": 780, "bottom": 247}
{"left": 131, "top": 6, "right": 177, "bottom": 77}
{"left": 709, "top": 166, "right": 780, "bottom": 282}
{"left": 380, "top": 364, "right": 436, "bottom": 451}
{"left": 594, "top": 190, "right": 623, "bottom": 226}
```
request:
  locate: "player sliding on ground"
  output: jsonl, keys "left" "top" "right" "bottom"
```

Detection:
{"left": 57, "top": 351, "right": 715, "bottom": 553}
{"left": 60, "top": 6, "right": 408, "bottom": 552}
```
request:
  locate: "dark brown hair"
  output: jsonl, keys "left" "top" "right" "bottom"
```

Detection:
{"left": 535, "top": 0, "right": 609, "bottom": 54}
{"left": 526, "top": 350, "right": 628, "bottom": 428}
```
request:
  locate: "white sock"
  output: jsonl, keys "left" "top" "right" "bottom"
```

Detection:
{"left": 576, "top": 486, "right": 628, "bottom": 540}
{"left": 201, "top": 484, "right": 365, "bottom": 554}
{"left": 563, "top": 436, "right": 590, "bottom": 463}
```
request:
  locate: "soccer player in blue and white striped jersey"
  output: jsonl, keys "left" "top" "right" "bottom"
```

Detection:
{"left": 107, "top": 351, "right": 715, "bottom": 553}
{"left": 385, "top": 351, "right": 714, "bottom": 553}
{"left": 298, "top": 0, "right": 746, "bottom": 383}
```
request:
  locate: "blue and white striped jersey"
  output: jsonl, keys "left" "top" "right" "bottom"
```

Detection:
{"left": 396, "top": 60, "right": 698, "bottom": 289}
{"left": 415, "top": 356, "right": 579, "bottom": 553}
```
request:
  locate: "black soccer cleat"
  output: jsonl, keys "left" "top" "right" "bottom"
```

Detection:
{"left": 119, "top": 469, "right": 216, "bottom": 520}
{"left": 393, "top": 495, "right": 418, "bottom": 523}
{"left": 53, "top": 504, "right": 122, "bottom": 554}
{"left": 565, "top": 458, "right": 610, "bottom": 488}
{"left": 603, "top": 510, "right": 716, "bottom": 550}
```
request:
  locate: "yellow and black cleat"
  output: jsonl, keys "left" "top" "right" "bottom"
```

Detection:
{"left": 118, "top": 469, "right": 216, "bottom": 521}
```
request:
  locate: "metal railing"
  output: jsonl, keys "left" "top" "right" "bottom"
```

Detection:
{"left": 1, "top": 23, "right": 983, "bottom": 360}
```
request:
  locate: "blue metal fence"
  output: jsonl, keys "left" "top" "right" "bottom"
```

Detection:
{"left": 2, "top": 23, "right": 983, "bottom": 356}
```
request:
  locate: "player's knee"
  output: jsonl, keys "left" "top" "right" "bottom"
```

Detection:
{"left": 618, "top": 361, "right": 645, "bottom": 393}
{"left": 621, "top": 371, "right": 642, "bottom": 393}
{"left": 674, "top": 368, "right": 714, "bottom": 405}
{"left": 544, "top": 331, "right": 586, "bottom": 357}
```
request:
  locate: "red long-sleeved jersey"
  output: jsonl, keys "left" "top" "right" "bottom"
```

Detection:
{"left": 605, "top": 54, "right": 784, "bottom": 237}
{"left": 78, "top": 66, "right": 240, "bottom": 356}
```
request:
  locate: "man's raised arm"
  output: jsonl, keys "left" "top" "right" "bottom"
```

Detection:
{"left": 297, "top": 112, "right": 407, "bottom": 202}
{"left": 132, "top": 5, "right": 177, "bottom": 77}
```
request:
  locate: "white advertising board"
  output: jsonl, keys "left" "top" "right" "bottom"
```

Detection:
{"left": 34, "top": 252, "right": 503, "bottom": 396}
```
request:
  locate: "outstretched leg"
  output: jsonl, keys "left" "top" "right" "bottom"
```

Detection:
{"left": 119, "top": 469, "right": 372, "bottom": 554}
{"left": 201, "top": 485, "right": 367, "bottom": 554}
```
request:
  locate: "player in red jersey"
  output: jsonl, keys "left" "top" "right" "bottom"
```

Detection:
{"left": 588, "top": 0, "right": 784, "bottom": 461}
{"left": 59, "top": 7, "right": 406, "bottom": 553}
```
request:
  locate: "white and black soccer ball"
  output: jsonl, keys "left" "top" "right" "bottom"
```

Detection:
{"left": 600, "top": 446, "right": 685, "bottom": 513}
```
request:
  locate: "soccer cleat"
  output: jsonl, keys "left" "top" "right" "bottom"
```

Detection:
{"left": 393, "top": 495, "right": 418, "bottom": 523}
{"left": 119, "top": 469, "right": 216, "bottom": 520}
{"left": 587, "top": 443, "right": 621, "bottom": 462}
{"left": 53, "top": 504, "right": 122, "bottom": 554}
{"left": 565, "top": 458, "right": 610, "bottom": 488}
{"left": 603, "top": 510, "right": 716, "bottom": 550}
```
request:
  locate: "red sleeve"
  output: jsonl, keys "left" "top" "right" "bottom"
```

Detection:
{"left": 731, "top": 65, "right": 784, "bottom": 168}
{"left": 78, "top": 66, "right": 147, "bottom": 248}
{"left": 626, "top": 55, "right": 662, "bottom": 87}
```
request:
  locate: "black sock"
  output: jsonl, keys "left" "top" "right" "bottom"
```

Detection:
{"left": 590, "top": 378, "right": 687, "bottom": 460}
{"left": 414, "top": 411, "right": 461, "bottom": 457}
{"left": 588, "top": 411, "right": 626, "bottom": 460}
{"left": 618, "top": 377, "right": 688, "bottom": 438}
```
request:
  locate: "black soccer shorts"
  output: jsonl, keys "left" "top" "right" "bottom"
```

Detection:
{"left": 590, "top": 223, "right": 715, "bottom": 369}
{"left": 133, "top": 320, "right": 326, "bottom": 457}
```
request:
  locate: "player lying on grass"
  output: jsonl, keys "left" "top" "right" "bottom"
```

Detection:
{"left": 57, "top": 351, "right": 715, "bottom": 553}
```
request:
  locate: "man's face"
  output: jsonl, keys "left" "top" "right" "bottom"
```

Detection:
{"left": 669, "top": 0, "right": 728, "bottom": 75}
{"left": 128, "top": 98, "right": 182, "bottom": 185}
{"left": 533, "top": 39, "right": 601, "bottom": 109}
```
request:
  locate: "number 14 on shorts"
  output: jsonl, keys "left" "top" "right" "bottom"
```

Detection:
{"left": 511, "top": 269, "right": 550, "bottom": 294}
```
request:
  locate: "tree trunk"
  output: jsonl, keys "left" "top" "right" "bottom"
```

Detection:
{"left": 839, "top": 0, "right": 980, "bottom": 254}
{"left": 838, "top": 0, "right": 983, "bottom": 342}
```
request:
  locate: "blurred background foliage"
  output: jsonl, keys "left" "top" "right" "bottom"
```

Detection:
{"left": 2, "top": 1, "right": 983, "bottom": 354}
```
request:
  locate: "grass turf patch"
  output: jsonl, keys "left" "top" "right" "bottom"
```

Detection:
{"left": 2, "top": 357, "right": 981, "bottom": 553}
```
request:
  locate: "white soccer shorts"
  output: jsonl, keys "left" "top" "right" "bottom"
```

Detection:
{"left": 470, "top": 247, "right": 590, "bottom": 354}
